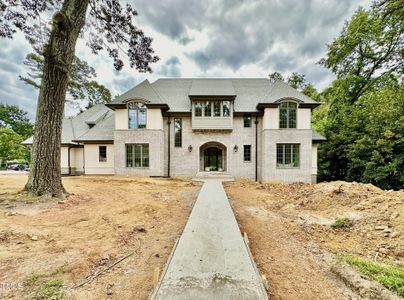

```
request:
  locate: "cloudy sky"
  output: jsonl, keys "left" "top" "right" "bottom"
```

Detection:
{"left": 0, "top": 0, "right": 371, "bottom": 119}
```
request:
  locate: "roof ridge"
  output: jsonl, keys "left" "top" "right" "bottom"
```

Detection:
{"left": 69, "top": 118, "right": 76, "bottom": 140}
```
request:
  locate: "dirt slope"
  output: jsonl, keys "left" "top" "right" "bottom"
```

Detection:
{"left": 225, "top": 180, "right": 404, "bottom": 300}
{"left": 0, "top": 175, "right": 200, "bottom": 299}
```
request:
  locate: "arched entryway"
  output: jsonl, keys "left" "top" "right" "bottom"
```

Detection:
{"left": 199, "top": 142, "right": 227, "bottom": 172}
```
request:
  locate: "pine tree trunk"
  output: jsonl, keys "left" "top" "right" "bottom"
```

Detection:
{"left": 25, "top": 0, "right": 89, "bottom": 197}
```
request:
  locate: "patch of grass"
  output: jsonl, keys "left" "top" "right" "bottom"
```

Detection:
{"left": 25, "top": 263, "right": 71, "bottom": 299}
{"left": 25, "top": 272, "right": 46, "bottom": 287}
{"left": 341, "top": 255, "right": 404, "bottom": 296}
{"left": 31, "top": 278, "right": 64, "bottom": 300}
{"left": 331, "top": 217, "right": 353, "bottom": 228}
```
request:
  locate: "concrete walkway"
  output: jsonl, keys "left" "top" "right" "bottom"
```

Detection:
{"left": 152, "top": 179, "right": 268, "bottom": 300}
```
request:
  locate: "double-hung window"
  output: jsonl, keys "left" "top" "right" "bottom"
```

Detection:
{"left": 279, "top": 102, "right": 297, "bottom": 128}
{"left": 244, "top": 145, "right": 251, "bottom": 162}
{"left": 174, "top": 118, "right": 182, "bottom": 147}
{"left": 243, "top": 114, "right": 252, "bottom": 127}
{"left": 126, "top": 144, "right": 149, "bottom": 168}
{"left": 128, "top": 102, "right": 147, "bottom": 129}
{"left": 99, "top": 146, "right": 107, "bottom": 162}
{"left": 276, "top": 144, "right": 300, "bottom": 168}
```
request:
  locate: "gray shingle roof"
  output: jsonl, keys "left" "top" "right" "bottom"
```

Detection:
{"left": 312, "top": 130, "right": 326, "bottom": 141}
{"left": 22, "top": 104, "right": 114, "bottom": 145}
{"left": 109, "top": 78, "right": 319, "bottom": 112}
{"left": 110, "top": 79, "right": 164, "bottom": 105}
{"left": 189, "top": 79, "right": 236, "bottom": 96}
{"left": 74, "top": 110, "right": 114, "bottom": 141}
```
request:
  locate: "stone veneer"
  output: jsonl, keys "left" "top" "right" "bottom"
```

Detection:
{"left": 166, "top": 116, "right": 261, "bottom": 179}
{"left": 112, "top": 118, "right": 315, "bottom": 182}
{"left": 261, "top": 129, "right": 313, "bottom": 182}
{"left": 114, "top": 129, "right": 165, "bottom": 176}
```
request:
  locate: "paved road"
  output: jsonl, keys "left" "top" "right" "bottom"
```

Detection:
{"left": 153, "top": 179, "right": 268, "bottom": 300}
{"left": 0, "top": 170, "right": 29, "bottom": 175}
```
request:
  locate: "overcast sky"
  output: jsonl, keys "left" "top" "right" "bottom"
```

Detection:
{"left": 0, "top": 0, "right": 371, "bottom": 119}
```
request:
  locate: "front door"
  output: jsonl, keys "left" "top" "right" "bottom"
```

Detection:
{"left": 204, "top": 147, "right": 223, "bottom": 171}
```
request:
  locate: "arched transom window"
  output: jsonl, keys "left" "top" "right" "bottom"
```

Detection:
{"left": 279, "top": 101, "right": 297, "bottom": 128}
{"left": 128, "top": 102, "right": 147, "bottom": 129}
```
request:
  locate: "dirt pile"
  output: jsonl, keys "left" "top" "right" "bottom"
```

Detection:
{"left": 225, "top": 180, "right": 404, "bottom": 300}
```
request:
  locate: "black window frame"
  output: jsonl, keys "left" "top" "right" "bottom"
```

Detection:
{"left": 128, "top": 102, "right": 147, "bottom": 129}
{"left": 126, "top": 144, "right": 149, "bottom": 168}
{"left": 243, "top": 114, "right": 252, "bottom": 128}
{"left": 99, "top": 146, "right": 107, "bottom": 162}
{"left": 276, "top": 143, "right": 300, "bottom": 168}
{"left": 243, "top": 145, "right": 251, "bottom": 162}
{"left": 279, "top": 102, "right": 297, "bottom": 129}
{"left": 174, "top": 118, "right": 182, "bottom": 147}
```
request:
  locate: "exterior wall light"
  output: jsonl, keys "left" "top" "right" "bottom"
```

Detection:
{"left": 188, "top": 145, "right": 193, "bottom": 152}
{"left": 234, "top": 145, "right": 238, "bottom": 152}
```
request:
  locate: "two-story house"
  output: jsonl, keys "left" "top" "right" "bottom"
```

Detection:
{"left": 23, "top": 78, "right": 326, "bottom": 182}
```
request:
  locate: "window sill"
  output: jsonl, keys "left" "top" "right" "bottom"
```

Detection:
{"left": 125, "top": 167, "right": 150, "bottom": 169}
{"left": 243, "top": 160, "right": 252, "bottom": 163}
{"left": 276, "top": 166, "right": 300, "bottom": 169}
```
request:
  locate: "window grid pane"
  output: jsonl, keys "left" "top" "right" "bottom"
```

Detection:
{"left": 277, "top": 143, "right": 300, "bottom": 168}
{"left": 223, "top": 101, "right": 230, "bottom": 117}
{"left": 279, "top": 102, "right": 297, "bottom": 128}
{"left": 244, "top": 145, "right": 251, "bottom": 161}
{"left": 174, "top": 118, "right": 182, "bottom": 147}
{"left": 142, "top": 144, "right": 149, "bottom": 167}
{"left": 126, "top": 145, "right": 133, "bottom": 167}
{"left": 213, "top": 101, "right": 221, "bottom": 117}
{"left": 99, "top": 146, "right": 107, "bottom": 162}
{"left": 243, "top": 114, "right": 252, "bottom": 127}
{"left": 289, "top": 103, "right": 297, "bottom": 128}
{"left": 204, "top": 101, "right": 212, "bottom": 117}
{"left": 128, "top": 102, "right": 147, "bottom": 129}
{"left": 126, "top": 144, "right": 149, "bottom": 168}
{"left": 134, "top": 144, "right": 142, "bottom": 167}
{"left": 195, "top": 102, "right": 202, "bottom": 116}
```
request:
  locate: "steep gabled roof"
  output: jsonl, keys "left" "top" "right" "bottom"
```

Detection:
{"left": 108, "top": 79, "right": 164, "bottom": 108}
{"left": 22, "top": 104, "right": 114, "bottom": 145}
{"left": 108, "top": 78, "right": 319, "bottom": 112}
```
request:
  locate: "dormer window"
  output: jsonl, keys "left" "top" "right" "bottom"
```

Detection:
{"left": 128, "top": 102, "right": 146, "bottom": 129}
{"left": 279, "top": 101, "right": 297, "bottom": 128}
{"left": 193, "top": 101, "right": 232, "bottom": 118}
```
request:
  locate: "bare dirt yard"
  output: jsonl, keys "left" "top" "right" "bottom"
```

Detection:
{"left": 225, "top": 180, "right": 404, "bottom": 300}
{"left": 0, "top": 175, "right": 200, "bottom": 299}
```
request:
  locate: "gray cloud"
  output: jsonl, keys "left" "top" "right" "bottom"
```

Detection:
{"left": 0, "top": 0, "right": 371, "bottom": 120}
{"left": 135, "top": 0, "right": 368, "bottom": 77}
{"left": 156, "top": 56, "right": 182, "bottom": 78}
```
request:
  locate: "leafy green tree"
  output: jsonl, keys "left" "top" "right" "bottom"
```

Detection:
{"left": 0, "top": 128, "right": 24, "bottom": 165}
{"left": 320, "top": 6, "right": 403, "bottom": 103}
{"left": 315, "top": 1, "right": 403, "bottom": 189}
{"left": 346, "top": 81, "right": 403, "bottom": 189}
{"left": 0, "top": 104, "right": 33, "bottom": 139}
{"left": 20, "top": 51, "right": 112, "bottom": 109}
{"left": 268, "top": 71, "right": 284, "bottom": 83}
{"left": 1, "top": 0, "right": 158, "bottom": 197}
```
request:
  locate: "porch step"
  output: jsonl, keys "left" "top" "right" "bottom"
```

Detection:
{"left": 193, "top": 171, "right": 234, "bottom": 181}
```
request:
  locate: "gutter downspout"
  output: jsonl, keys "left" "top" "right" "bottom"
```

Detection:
{"left": 167, "top": 116, "right": 171, "bottom": 177}
{"left": 68, "top": 145, "right": 71, "bottom": 175}
{"left": 255, "top": 115, "right": 259, "bottom": 182}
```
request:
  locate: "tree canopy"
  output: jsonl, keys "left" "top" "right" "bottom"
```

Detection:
{"left": 314, "top": 1, "right": 403, "bottom": 190}
{"left": 0, "top": 104, "right": 34, "bottom": 139}
{"left": 20, "top": 51, "right": 112, "bottom": 109}
{"left": 0, "top": 0, "right": 159, "bottom": 197}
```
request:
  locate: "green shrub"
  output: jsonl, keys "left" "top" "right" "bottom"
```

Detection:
{"left": 331, "top": 217, "right": 353, "bottom": 228}
{"left": 32, "top": 278, "right": 64, "bottom": 300}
